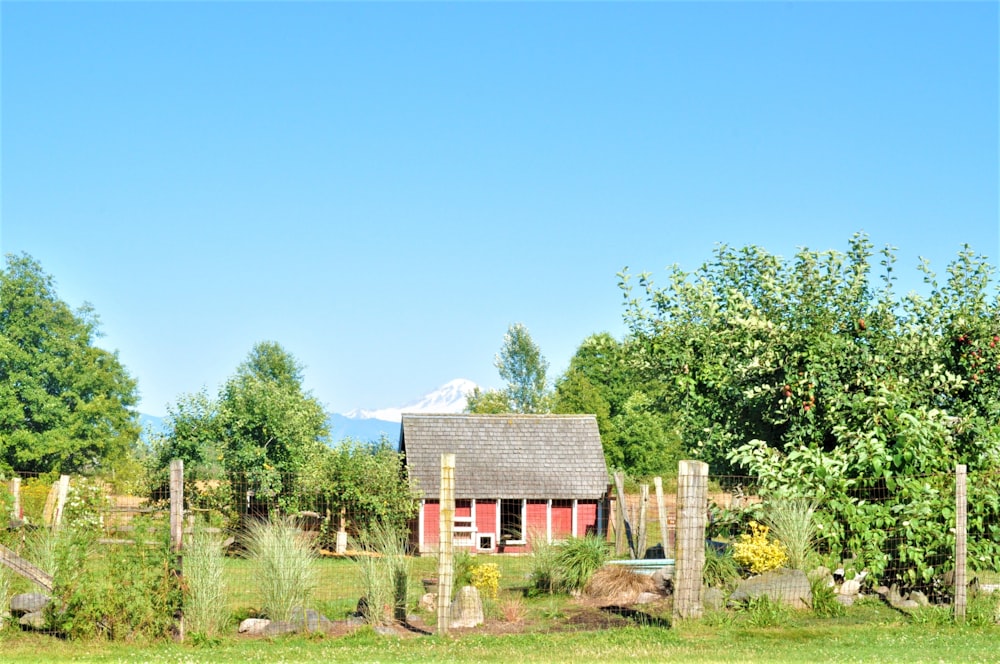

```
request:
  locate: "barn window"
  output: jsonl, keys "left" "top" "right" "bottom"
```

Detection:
{"left": 500, "top": 499, "right": 525, "bottom": 544}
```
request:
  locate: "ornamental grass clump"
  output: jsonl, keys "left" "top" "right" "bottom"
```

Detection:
{"left": 554, "top": 535, "right": 611, "bottom": 592}
{"left": 183, "top": 529, "right": 229, "bottom": 637}
{"left": 243, "top": 517, "right": 317, "bottom": 623}
{"left": 351, "top": 521, "right": 410, "bottom": 626}
{"left": 732, "top": 521, "right": 787, "bottom": 574}
{"left": 763, "top": 497, "right": 818, "bottom": 571}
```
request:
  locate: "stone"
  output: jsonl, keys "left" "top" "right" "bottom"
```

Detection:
{"left": 730, "top": 568, "right": 812, "bottom": 609}
{"left": 289, "top": 607, "right": 333, "bottom": 632}
{"left": 238, "top": 618, "right": 271, "bottom": 635}
{"left": 702, "top": 587, "right": 725, "bottom": 611}
{"left": 839, "top": 579, "right": 861, "bottom": 596}
{"left": 419, "top": 592, "right": 437, "bottom": 612}
{"left": 10, "top": 593, "right": 50, "bottom": 615}
{"left": 262, "top": 621, "right": 299, "bottom": 637}
{"left": 450, "top": 585, "right": 484, "bottom": 628}
{"left": 19, "top": 611, "right": 46, "bottom": 630}
{"left": 910, "top": 591, "right": 929, "bottom": 607}
{"left": 635, "top": 592, "right": 660, "bottom": 604}
{"left": 834, "top": 594, "right": 855, "bottom": 607}
{"left": 650, "top": 567, "right": 673, "bottom": 593}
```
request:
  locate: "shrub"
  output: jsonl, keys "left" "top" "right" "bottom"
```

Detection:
{"left": 528, "top": 536, "right": 560, "bottom": 595}
{"left": 243, "top": 517, "right": 316, "bottom": 623}
{"left": 351, "top": 521, "right": 409, "bottom": 625}
{"left": 183, "top": 529, "right": 229, "bottom": 637}
{"left": 554, "top": 535, "right": 610, "bottom": 592}
{"left": 763, "top": 497, "right": 817, "bottom": 571}
{"left": 703, "top": 543, "right": 740, "bottom": 590}
{"left": 809, "top": 573, "right": 845, "bottom": 618}
{"left": 470, "top": 563, "right": 501, "bottom": 600}
{"left": 732, "top": 522, "right": 787, "bottom": 574}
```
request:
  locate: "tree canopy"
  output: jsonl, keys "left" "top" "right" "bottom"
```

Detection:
{"left": 0, "top": 253, "right": 140, "bottom": 474}
{"left": 468, "top": 323, "right": 552, "bottom": 414}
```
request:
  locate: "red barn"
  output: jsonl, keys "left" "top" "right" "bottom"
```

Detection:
{"left": 400, "top": 414, "right": 609, "bottom": 554}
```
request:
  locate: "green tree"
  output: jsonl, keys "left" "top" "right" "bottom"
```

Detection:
{"left": 151, "top": 389, "right": 223, "bottom": 481}
{"left": 620, "top": 234, "right": 1000, "bottom": 587}
{"left": 469, "top": 323, "right": 551, "bottom": 414}
{"left": 218, "top": 342, "right": 329, "bottom": 510}
{"left": 0, "top": 253, "right": 139, "bottom": 474}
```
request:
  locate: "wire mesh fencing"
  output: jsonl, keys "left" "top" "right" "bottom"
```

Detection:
{"left": 1, "top": 460, "right": 997, "bottom": 641}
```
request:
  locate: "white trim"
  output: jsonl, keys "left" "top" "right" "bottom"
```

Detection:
{"left": 418, "top": 499, "right": 425, "bottom": 552}
{"left": 572, "top": 498, "right": 579, "bottom": 537}
{"left": 546, "top": 499, "right": 553, "bottom": 543}
{"left": 495, "top": 499, "right": 501, "bottom": 546}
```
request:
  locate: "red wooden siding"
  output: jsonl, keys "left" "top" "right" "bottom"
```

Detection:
{"left": 577, "top": 501, "right": 598, "bottom": 537}
{"left": 551, "top": 500, "right": 573, "bottom": 539}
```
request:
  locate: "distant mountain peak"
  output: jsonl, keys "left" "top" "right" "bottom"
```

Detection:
{"left": 345, "top": 378, "right": 477, "bottom": 423}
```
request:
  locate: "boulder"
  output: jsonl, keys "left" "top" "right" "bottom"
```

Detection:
{"left": 635, "top": 592, "right": 661, "bottom": 604}
{"left": 289, "top": 607, "right": 333, "bottom": 632}
{"left": 839, "top": 579, "right": 861, "bottom": 596}
{"left": 10, "top": 593, "right": 50, "bottom": 615}
{"left": 650, "top": 567, "right": 673, "bottom": 594}
{"left": 419, "top": 593, "right": 437, "bottom": 612}
{"left": 19, "top": 611, "right": 46, "bottom": 630}
{"left": 450, "top": 585, "right": 484, "bottom": 628}
{"left": 730, "top": 568, "right": 812, "bottom": 609}
{"left": 238, "top": 618, "right": 271, "bottom": 635}
{"left": 702, "top": 587, "right": 726, "bottom": 611}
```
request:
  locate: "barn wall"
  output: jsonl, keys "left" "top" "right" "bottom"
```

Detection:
{"left": 577, "top": 500, "right": 599, "bottom": 537}
{"left": 551, "top": 500, "right": 573, "bottom": 539}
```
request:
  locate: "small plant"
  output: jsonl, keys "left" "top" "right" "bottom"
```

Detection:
{"left": 908, "top": 604, "right": 952, "bottom": 626}
{"left": 183, "top": 528, "right": 229, "bottom": 637}
{"left": 743, "top": 595, "right": 790, "bottom": 628}
{"left": 553, "top": 535, "right": 610, "bottom": 592}
{"left": 703, "top": 543, "right": 740, "bottom": 590}
{"left": 965, "top": 590, "right": 1000, "bottom": 627}
{"left": 732, "top": 522, "right": 787, "bottom": 574}
{"left": 528, "top": 536, "right": 560, "bottom": 595}
{"left": 763, "top": 497, "right": 818, "bottom": 571}
{"left": 809, "top": 573, "right": 845, "bottom": 618}
{"left": 499, "top": 596, "right": 526, "bottom": 623}
{"left": 469, "top": 562, "right": 501, "bottom": 600}
{"left": 62, "top": 478, "right": 110, "bottom": 534}
{"left": 351, "top": 521, "right": 410, "bottom": 626}
{"left": 243, "top": 517, "right": 317, "bottom": 623}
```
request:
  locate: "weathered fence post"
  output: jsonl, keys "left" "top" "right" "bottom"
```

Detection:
{"left": 437, "top": 453, "right": 455, "bottom": 635}
{"left": 653, "top": 477, "right": 670, "bottom": 556}
{"left": 674, "top": 460, "right": 708, "bottom": 620}
{"left": 954, "top": 463, "right": 967, "bottom": 622}
{"left": 637, "top": 484, "right": 649, "bottom": 558}
{"left": 170, "top": 459, "right": 185, "bottom": 641}
{"left": 52, "top": 475, "right": 70, "bottom": 531}
{"left": 9, "top": 477, "right": 21, "bottom": 521}
{"left": 613, "top": 471, "right": 630, "bottom": 557}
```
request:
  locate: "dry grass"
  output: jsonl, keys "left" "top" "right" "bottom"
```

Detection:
{"left": 583, "top": 566, "right": 657, "bottom": 605}
{"left": 500, "top": 596, "right": 527, "bottom": 623}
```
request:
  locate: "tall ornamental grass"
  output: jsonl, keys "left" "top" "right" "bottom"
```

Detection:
{"left": 243, "top": 518, "right": 316, "bottom": 623}
{"left": 183, "top": 529, "right": 229, "bottom": 636}
{"left": 351, "top": 521, "right": 410, "bottom": 626}
{"left": 764, "top": 497, "right": 818, "bottom": 571}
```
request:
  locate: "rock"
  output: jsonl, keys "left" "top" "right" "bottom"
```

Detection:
{"left": 262, "top": 621, "right": 299, "bottom": 637}
{"left": 730, "top": 568, "right": 812, "bottom": 609}
{"left": 419, "top": 593, "right": 437, "bottom": 612}
{"left": 875, "top": 585, "right": 890, "bottom": 597}
{"left": 450, "top": 585, "right": 484, "bottom": 628}
{"left": 19, "top": 611, "right": 46, "bottom": 630}
{"left": 10, "top": 593, "right": 50, "bottom": 615}
{"left": 839, "top": 579, "right": 861, "bottom": 596}
{"left": 702, "top": 587, "right": 725, "bottom": 611}
{"left": 238, "top": 618, "right": 271, "bottom": 635}
{"left": 910, "top": 591, "right": 930, "bottom": 607}
{"left": 834, "top": 594, "right": 855, "bottom": 607}
{"left": 635, "top": 592, "right": 660, "bottom": 604}
{"left": 810, "top": 566, "right": 831, "bottom": 581}
{"left": 289, "top": 607, "right": 333, "bottom": 632}
{"left": 833, "top": 568, "right": 845, "bottom": 582}
{"left": 651, "top": 567, "right": 673, "bottom": 594}
{"left": 374, "top": 624, "right": 398, "bottom": 636}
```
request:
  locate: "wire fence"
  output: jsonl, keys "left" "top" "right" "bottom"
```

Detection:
{"left": 1, "top": 460, "right": 996, "bottom": 640}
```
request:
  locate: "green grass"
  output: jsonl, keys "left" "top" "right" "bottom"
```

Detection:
{"left": 1, "top": 611, "right": 1000, "bottom": 663}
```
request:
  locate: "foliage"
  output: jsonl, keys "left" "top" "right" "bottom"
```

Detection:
{"left": 527, "top": 536, "right": 560, "bottom": 595}
{"left": 19, "top": 478, "right": 52, "bottom": 524}
{"left": 0, "top": 253, "right": 140, "bottom": 474}
{"left": 763, "top": 497, "right": 817, "bottom": 571}
{"left": 808, "top": 573, "right": 846, "bottom": 618}
{"left": 620, "top": 234, "right": 1000, "bottom": 588}
{"left": 62, "top": 478, "right": 111, "bottom": 534}
{"left": 470, "top": 562, "right": 501, "bottom": 600}
{"left": 529, "top": 535, "right": 609, "bottom": 594}
{"left": 242, "top": 517, "right": 317, "bottom": 623}
{"left": 742, "top": 595, "right": 791, "bottom": 628}
{"left": 150, "top": 390, "right": 224, "bottom": 485}
{"left": 350, "top": 521, "right": 409, "bottom": 626}
{"left": 469, "top": 323, "right": 551, "bottom": 414}
{"left": 48, "top": 518, "right": 180, "bottom": 640}
{"left": 183, "top": 529, "right": 229, "bottom": 637}
{"left": 297, "top": 438, "right": 418, "bottom": 541}
{"left": 732, "top": 522, "right": 787, "bottom": 574}
{"left": 703, "top": 543, "right": 740, "bottom": 590}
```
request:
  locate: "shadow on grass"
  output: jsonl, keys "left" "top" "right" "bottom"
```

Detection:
{"left": 599, "top": 605, "right": 672, "bottom": 628}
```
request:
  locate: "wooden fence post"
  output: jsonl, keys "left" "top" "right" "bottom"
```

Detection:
{"left": 637, "top": 484, "right": 649, "bottom": 558}
{"left": 10, "top": 478, "right": 21, "bottom": 522}
{"left": 52, "top": 475, "right": 70, "bottom": 531}
{"left": 170, "top": 459, "right": 185, "bottom": 641}
{"left": 437, "top": 453, "right": 455, "bottom": 635}
{"left": 653, "top": 477, "right": 670, "bottom": 557}
{"left": 674, "top": 460, "right": 708, "bottom": 620}
{"left": 955, "top": 463, "right": 967, "bottom": 622}
{"left": 613, "top": 471, "right": 631, "bottom": 557}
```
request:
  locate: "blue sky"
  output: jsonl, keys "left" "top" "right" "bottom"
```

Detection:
{"left": 2, "top": 2, "right": 997, "bottom": 417}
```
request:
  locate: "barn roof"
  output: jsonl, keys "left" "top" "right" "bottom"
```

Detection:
{"left": 400, "top": 414, "right": 609, "bottom": 500}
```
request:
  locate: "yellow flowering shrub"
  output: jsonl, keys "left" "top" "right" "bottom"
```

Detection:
{"left": 470, "top": 562, "right": 501, "bottom": 600}
{"left": 732, "top": 522, "right": 788, "bottom": 574}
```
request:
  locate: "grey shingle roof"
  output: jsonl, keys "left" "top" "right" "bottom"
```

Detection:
{"left": 400, "top": 414, "right": 609, "bottom": 500}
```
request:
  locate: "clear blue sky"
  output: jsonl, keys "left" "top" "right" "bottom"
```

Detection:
{"left": 2, "top": 2, "right": 997, "bottom": 417}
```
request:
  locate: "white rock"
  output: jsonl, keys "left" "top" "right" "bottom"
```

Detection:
{"left": 238, "top": 618, "right": 271, "bottom": 635}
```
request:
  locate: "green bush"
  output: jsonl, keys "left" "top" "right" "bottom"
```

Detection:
{"left": 529, "top": 535, "right": 609, "bottom": 595}
{"left": 703, "top": 543, "right": 740, "bottom": 590}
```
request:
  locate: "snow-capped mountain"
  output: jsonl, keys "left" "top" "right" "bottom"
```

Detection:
{"left": 344, "top": 378, "right": 477, "bottom": 423}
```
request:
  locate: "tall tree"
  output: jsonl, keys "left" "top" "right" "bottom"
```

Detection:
{"left": 218, "top": 341, "right": 329, "bottom": 508}
{"left": 468, "top": 323, "right": 551, "bottom": 414}
{"left": 0, "top": 253, "right": 139, "bottom": 474}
